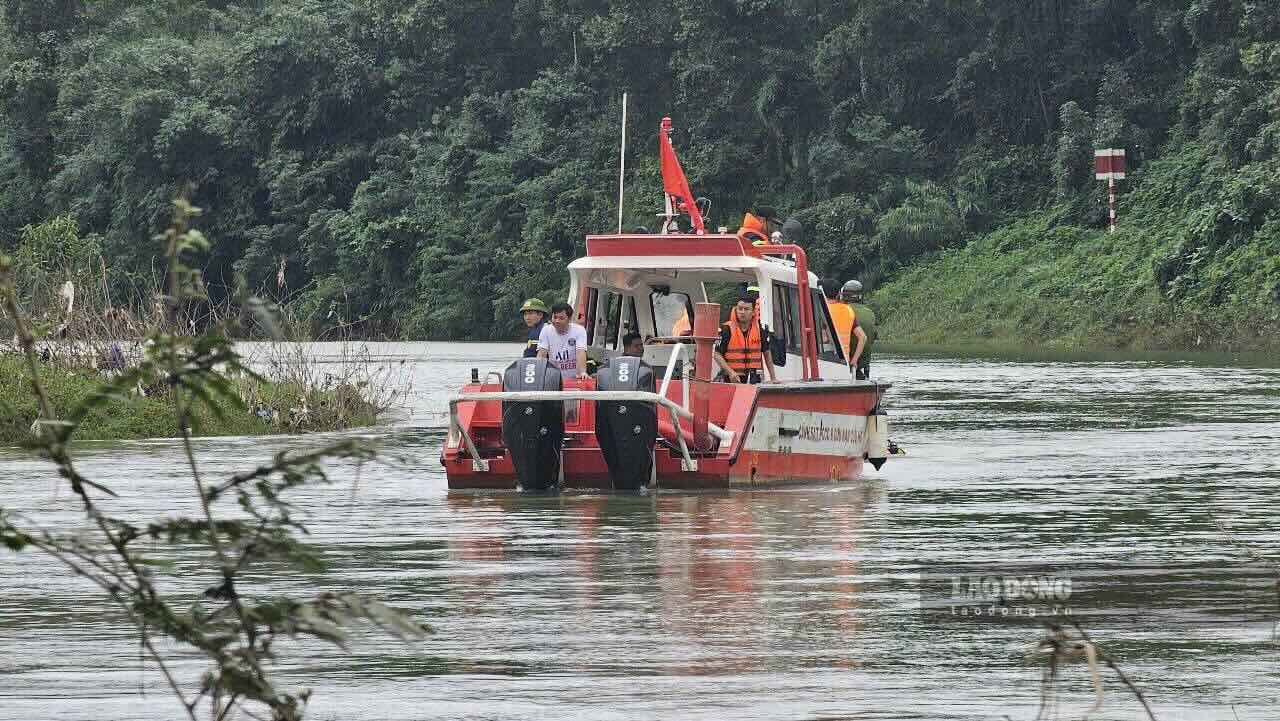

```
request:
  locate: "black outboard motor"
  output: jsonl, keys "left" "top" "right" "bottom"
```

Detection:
{"left": 594, "top": 357, "right": 657, "bottom": 491}
{"left": 501, "top": 358, "right": 564, "bottom": 492}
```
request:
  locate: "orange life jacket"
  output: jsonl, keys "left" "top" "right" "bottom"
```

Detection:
{"left": 671, "top": 311, "right": 691, "bottom": 336}
{"left": 826, "top": 299, "right": 854, "bottom": 358}
{"left": 736, "top": 212, "right": 769, "bottom": 246}
{"left": 723, "top": 319, "right": 762, "bottom": 374}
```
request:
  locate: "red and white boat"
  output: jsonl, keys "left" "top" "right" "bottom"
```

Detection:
{"left": 441, "top": 117, "right": 891, "bottom": 491}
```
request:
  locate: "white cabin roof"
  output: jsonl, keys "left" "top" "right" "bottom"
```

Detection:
{"left": 568, "top": 255, "right": 765, "bottom": 271}
{"left": 568, "top": 254, "right": 818, "bottom": 286}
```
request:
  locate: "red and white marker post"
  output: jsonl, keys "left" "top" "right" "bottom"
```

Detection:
{"left": 1094, "top": 148, "right": 1127, "bottom": 233}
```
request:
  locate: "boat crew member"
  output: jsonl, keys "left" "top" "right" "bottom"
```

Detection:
{"left": 671, "top": 310, "right": 691, "bottom": 337}
{"left": 736, "top": 211, "right": 770, "bottom": 247}
{"left": 732, "top": 282, "right": 763, "bottom": 324}
{"left": 621, "top": 332, "right": 645, "bottom": 357}
{"left": 823, "top": 281, "right": 854, "bottom": 359}
{"left": 519, "top": 298, "right": 549, "bottom": 357}
{"left": 537, "top": 302, "right": 589, "bottom": 380}
{"left": 745, "top": 284, "right": 762, "bottom": 321}
{"left": 842, "top": 280, "right": 877, "bottom": 380}
{"left": 715, "top": 295, "right": 777, "bottom": 384}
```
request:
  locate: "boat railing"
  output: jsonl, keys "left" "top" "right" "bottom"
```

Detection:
{"left": 448, "top": 388, "right": 733, "bottom": 473}
{"left": 654, "top": 341, "right": 696, "bottom": 469}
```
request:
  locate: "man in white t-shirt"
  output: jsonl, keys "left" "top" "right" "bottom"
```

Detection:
{"left": 537, "top": 302, "right": 589, "bottom": 380}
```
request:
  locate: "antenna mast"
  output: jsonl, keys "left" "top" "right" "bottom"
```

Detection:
{"left": 617, "top": 93, "right": 627, "bottom": 233}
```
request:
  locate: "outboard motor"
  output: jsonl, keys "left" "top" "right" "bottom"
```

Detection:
{"left": 594, "top": 356, "right": 657, "bottom": 491}
{"left": 864, "top": 405, "right": 890, "bottom": 471}
{"left": 501, "top": 358, "right": 564, "bottom": 492}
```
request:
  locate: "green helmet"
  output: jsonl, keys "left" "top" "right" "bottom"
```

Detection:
{"left": 840, "top": 280, "right": 864, "bottom": 300}
{"left": 520, "top": 298, "right": 549, "bottom": 315}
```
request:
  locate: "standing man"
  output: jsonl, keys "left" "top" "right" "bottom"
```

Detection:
{"left": 736, "top": 282, "right": 763, "bottom": 323}
{"left": 621, "top": 332, "right": 645, "bottom": 357}
{"left": 841, "top": 280, "right": 877, "bottom": 380}
{"left": 736, "top": 211, "right": 769, "bottom": 247}
{"left": 823, "top": 281, "right": 854, "bottom": 360}
{"left": 715, "top": 295, "right": 777, "bottom": 384}
{"left": 537, "top": 302, "right": 589, "bottom": 381}
{"left": 519, "top": 298, "right": 549, "bottom": 358}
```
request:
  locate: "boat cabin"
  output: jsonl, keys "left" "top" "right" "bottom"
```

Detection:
{"left": 569, "top": 232, "right": 849, "bottom": 382}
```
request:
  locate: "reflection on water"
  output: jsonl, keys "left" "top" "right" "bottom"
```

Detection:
{"left": 1, "top": 343, "right": 1278, "bottom": 720}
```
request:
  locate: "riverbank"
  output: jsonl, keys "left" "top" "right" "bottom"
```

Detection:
{"left": 873, "top": 142, "right": 1280, "bottom": 354}
{"left": 872, "top": 222, "right": 1280, "bottom": 354}
{"left": 0, "top": 356, "right": 382, "bottom": 444}
{"left": 876, "top": 341, "right": 1280, "bottom": 368}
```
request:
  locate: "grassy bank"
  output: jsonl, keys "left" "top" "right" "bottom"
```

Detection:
{"left": 873, "top": 144, "right": 1280, "bottom": 353}
{"left": 0, "top": 355, "right": 380, "bottom": 444}
{"left": 876, "top": 341, "right": 1280, "bottom": 368}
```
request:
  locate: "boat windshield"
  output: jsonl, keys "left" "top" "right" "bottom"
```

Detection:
{"left": 650, "top": 290, "right": 693, "bottom": 337}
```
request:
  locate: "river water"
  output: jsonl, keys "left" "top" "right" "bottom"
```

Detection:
{"left": 1, "top": 342, "right": 1278, "bottom": 720}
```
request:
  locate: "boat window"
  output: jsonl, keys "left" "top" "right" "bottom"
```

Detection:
{"left": 584, "top": 287, "right": 600, "bottom": 345}
{"left": 812, "top": 289, "right": 845, "bottom": 362}
{"left": 704, "top": 282, "right": 743, "bottom": 322}
{"left": 622, "top": 296, "right": 639, "bottom": 337}
{"left": 601, "top": 291, "right": 624, "bottom": 349}
{"left": 585, "top": 289, "right": 627, "bottom": 348}
{"left": 650, "top": 290, "right": 693, "bottom": 337}
{"left": 772, "top": 284, "right": 801, "bottom": 353}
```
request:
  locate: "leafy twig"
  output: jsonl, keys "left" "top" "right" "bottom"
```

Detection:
{"left": 0, "top": 201, "right": 428, "bottom": 721}
{"left": 1037, "top": 620, "right": 1157, "bottom": 721}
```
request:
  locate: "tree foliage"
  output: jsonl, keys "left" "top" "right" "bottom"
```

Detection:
{"left": 1, "top": 0, "right": 1277, "bottom": 342}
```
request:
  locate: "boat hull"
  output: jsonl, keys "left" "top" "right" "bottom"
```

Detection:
{"left": 442, "top": 379, "right": 886, "bottom": 491}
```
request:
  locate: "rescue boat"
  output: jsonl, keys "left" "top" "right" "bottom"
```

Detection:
{"left": 441, "top": 117, "right": 891, "bottom": 491}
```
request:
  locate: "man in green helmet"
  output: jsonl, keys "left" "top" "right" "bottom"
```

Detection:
{"left": 841, "top": 280, "right": 877, "bottom": 380}
{"left": 519, "top": 298, "right": 549, "bottom": 358}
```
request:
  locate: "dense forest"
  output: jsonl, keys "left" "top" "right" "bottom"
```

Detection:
{"left": 2, "top": 0, "right": 1278, "bottom": 347}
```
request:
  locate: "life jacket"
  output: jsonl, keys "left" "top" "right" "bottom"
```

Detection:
{"left": 723, "top": 319, "right": 762, "bottom": 374}
{"left": 736, "top": 212, "right": 769, "bottom": 246}
{"left": 671, "top": 311, "right": 691, "bottom": 336}
{"left": 826, "top": 299, "right": 854, "bottom": 359}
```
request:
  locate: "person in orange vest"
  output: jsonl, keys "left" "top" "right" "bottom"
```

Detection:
{"left": 731, "top": 282, "right": 763, "bottom": 323}
{"left": 671, "top": 310, "right": 691, "bottom": 337}
{"left": 841, "top": 280, "right": 876, "bottom": 380}
{"left": 714, "top": 295, "right": 777, "bottom": 384}
{"left": 736, "top": 211, "right": 770, "bottom": 247}
{"left": 823, "top": 282, "right": 854, "bottom": 360}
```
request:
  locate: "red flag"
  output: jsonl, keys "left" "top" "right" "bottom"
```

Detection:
{"left": 659, "top": 117, "right": 706, "bottom": 233}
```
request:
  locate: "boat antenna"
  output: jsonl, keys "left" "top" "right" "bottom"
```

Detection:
{"left": 617, "top": 92, "right": 627, "bottom": 233}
